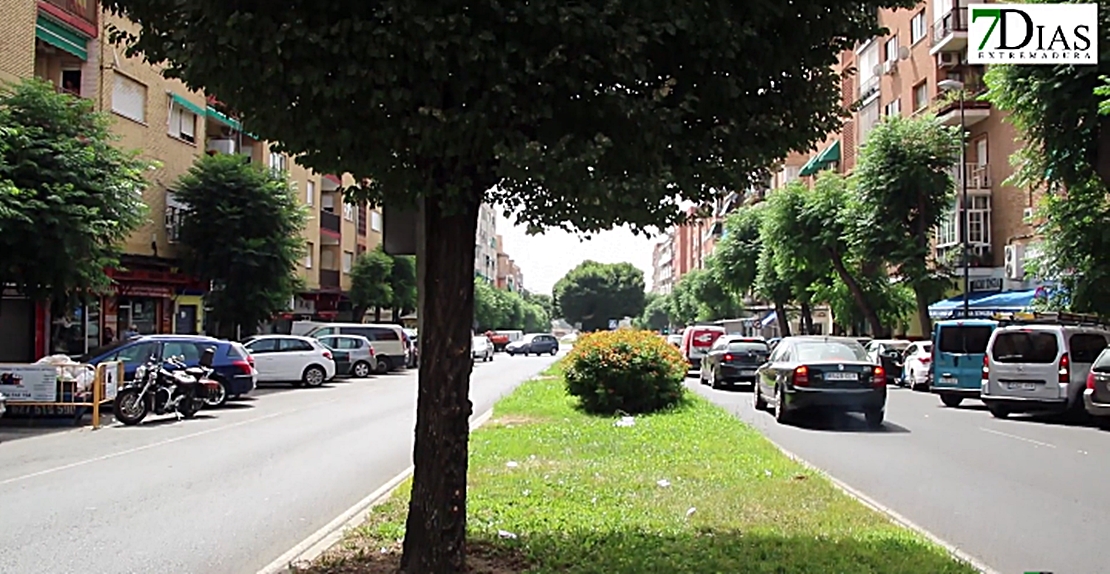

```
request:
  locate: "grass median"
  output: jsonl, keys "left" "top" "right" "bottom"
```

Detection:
{"left": 301, "top": 368, "right": 976, "bottom": 574}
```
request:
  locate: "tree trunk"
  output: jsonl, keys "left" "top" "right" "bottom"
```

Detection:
{"left": 828, "top": 252, "right": 885, "bottom": 338}
{"left": 799, "top": 300, "right": 814, "bottom": 335}
{"left": 774, "top": 299, "right": 791, "bottom": 337}
{"left": 913, "top": 285, "right": 932, "bottom": 340}
{"left": 400, "top": 194, "right": 481, "bottom": 573}
{"left": 352, "top": 305, "right": 367, "bottom": 323}
{"left": 374, "top": 306, "right": 382, "bottom": 322}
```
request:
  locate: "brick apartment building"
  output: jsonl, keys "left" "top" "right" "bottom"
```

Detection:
{"left": 494, "top": 234, "right": 525, "bottom": 292}
{"left": 0, "top": 0, "right": 385, "bottom": 360}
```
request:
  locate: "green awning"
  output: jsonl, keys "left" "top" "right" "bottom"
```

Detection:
{"left": 35, "top": 16, "right": 88, "bottom": 61}
{"left": 206, "top": 105, "right": 242, "bottom": 131}
{"left": 798, "top": 140, "right": 842, "bottom": 177}
{"left": 170, "top": 94, "right": 206, "bottom": 117}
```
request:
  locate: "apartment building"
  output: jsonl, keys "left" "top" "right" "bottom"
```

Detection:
{"left": 475, "top": 202, "right": 499, "bottom": 282}
{"left": 494, "top": 235, "right": 524, "bottom": 292}
{"left": 651, "top": 234, "right": 674, "bottom": 295}
{"left": 0, "top": 0, "right": 382, "bottom": 358}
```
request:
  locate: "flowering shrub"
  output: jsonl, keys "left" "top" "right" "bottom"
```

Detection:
{"left": 564, "top": 329, "right": 688, "bottom": 415}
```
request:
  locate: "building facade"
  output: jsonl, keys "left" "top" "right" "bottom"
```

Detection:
{"left": 475, "top": 202, "right": 498, "bottom": 282}
{"left": 494, "top": 235, "right": 524, "bottom": 292}
{"left": 651, "top": 234, "right": 674, "bottom": 295}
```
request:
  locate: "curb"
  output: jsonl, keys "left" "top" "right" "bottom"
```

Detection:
{"left": 255, "top": 407, "right": 496, "bottom": 574}
{"left": 764, "top": 437, "right": 1000, "bottom": 574}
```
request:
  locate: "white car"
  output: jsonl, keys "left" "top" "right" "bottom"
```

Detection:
{"left": 901, "top": 341, "right": 933, "bottom": 390}
{"left": 243, "top": 335, "right": 337, "bottom": 387}
{"left": 472, "top": 336, "right": 494, "bottom": 362}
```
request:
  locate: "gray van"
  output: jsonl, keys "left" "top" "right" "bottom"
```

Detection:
{"left": 302, "top": 323, "right": 408, "bottom": 373}
{"left": 982, "top": 323, "right": 1110, "bottom": 419}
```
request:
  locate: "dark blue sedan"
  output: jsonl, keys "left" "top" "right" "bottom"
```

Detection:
{"left": 81, "top": 335, "right": 257, "bottom": 407}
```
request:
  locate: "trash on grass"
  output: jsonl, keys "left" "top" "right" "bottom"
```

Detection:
{"left": 614, "top": 416, "right": 635, "bottom": 427}
{"left": 506, "top": 461, "right": 519, "bottom": 468}
{"left": 498, "top": 530, "right": 518, "bottom": 539}
{"left": 656, "top": 479, "right": 671, "bottom": 488}
{"left": 685, "top": 507, "right": 697, "bottom": 518}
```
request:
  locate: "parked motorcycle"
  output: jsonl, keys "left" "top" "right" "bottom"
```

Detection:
{"left": 113, "top": 347, "right": 221, "bottom": 426}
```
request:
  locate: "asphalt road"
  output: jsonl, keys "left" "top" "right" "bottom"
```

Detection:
{"left": 0, "top": 352, "right": 558, "bottom": 574}
{"left": 692, "top": 377, "right": 1110, "bottom": 574}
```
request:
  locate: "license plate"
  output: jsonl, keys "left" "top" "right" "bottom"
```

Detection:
{"left": 940, "top": 376, "right": 957, "bottom": 385}
{"left": 825, "top": 372, "right": 857, "bottom": 381}
{"left": 740, "top": 370, "right": 756, "bottom": 377}
{"left": 1005, "top": 382, "right": 1036, "bottom": 391}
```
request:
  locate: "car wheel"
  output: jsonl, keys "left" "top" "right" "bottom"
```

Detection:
{"left": 940, "top": 394, "right": 963, "bottom": 408}
{"left": 302, "top": 365, "right": 326, "bottom": 388}
{"left": 753, "top": 384, "right": 768, "bottom": 411}
{"left": 352, "top": 361, "right": 372, "bottom": 378}
{"left": 774, "top": 385, "right": 790, "bottom": 424}
{"left": 550, "top": 348, "right": 557, "bottom": 356}
{"left": 375, "top": 357, "right": 391, "bottom": 374}
{"left": 864, "top": 409, "right": 885, "bottom": 429}
{"left": 987, "top": 403, "right": 1010, "bottom": 419}
{"left": 906, "top": 368, "right": 917, "bottom": 390}
{"left": 710, "top": 369, "right": 722, "bottom": 390}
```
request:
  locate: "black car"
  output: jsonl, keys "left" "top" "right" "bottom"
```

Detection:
{"left": 699, "top": 337, "right": 769, "bottom": 389}
{"left": 754, "top": 336, "right": 887, "bottom": 428}
{"left": 506, "top": 333, "right": 559, "bottom": 356}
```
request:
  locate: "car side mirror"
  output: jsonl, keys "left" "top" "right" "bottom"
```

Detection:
{"left": 200, "top": 347, "right": 215, "bottom": 368}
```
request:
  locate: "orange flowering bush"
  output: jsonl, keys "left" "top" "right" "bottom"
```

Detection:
{"left": 564, "top": 329, "right": 688, "bottom": 415}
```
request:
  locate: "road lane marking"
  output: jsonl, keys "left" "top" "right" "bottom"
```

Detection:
{"left": 979, "top": 427, "right": 1056, "bottom": 449}
{"left": 256, "top": 407, "right": 496, "bottom": 574}
{"left": 0, "top": 403, "right": 329, "bottom": 487}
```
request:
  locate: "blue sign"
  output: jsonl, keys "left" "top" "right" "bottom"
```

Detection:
{"left": 608, "top": 319, "right": 618, "bottom": 330}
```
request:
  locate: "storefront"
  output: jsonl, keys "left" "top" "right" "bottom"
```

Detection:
{"left": 1, "top": 289, "right": 49, "bottom": 362}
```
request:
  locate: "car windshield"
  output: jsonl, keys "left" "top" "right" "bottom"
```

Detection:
{"left": 727, "top": 342, "right": 767, "bottom": 353}
{"left": 79, "top": 340, "right": 129, "bottom": 363}
{"left": 991, "top": 331, "right": 1059, "bottom": 364}
{"left": 472, "top": 337, "right": 487, "bottom": 346}
{"left": 938, "top": 325, "right": 993, "bottom": 354}
{"left": 793, "top": 340, "right": 869, "bottom": 363}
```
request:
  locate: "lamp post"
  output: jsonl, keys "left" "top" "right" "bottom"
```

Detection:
{"left": 937, "top": 78, "right": 969, "bottom": 318}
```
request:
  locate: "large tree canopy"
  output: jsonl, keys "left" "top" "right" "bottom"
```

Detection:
{"left": 0, "top": 79, "right": 148, "bottom": 305}
{"left": 103, "top": 0, "right": 913, "bottom": 569}
{"left": 350, "top": 246, "right": 395, "bottom": 321}
{"left": 554, "top": 261, "right": 646, "bottom": 331}
{"left": 174, "top": 154, "right": 306, "bottom": 336}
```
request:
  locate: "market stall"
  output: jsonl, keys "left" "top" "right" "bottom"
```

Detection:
{"left": 0, "top": 357, "right": 122, "bottom": 428}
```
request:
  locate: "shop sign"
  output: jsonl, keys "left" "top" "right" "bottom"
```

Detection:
{"left": 0, "top": 365, "right": 58, "bottom": 402}
{"left": 971, "top": 277, "right": 1003, "bottom": 292}
{"left": 101, "top": 361, "right": 120, "bottom": 400}
{"left": 115, "top": 284, "right": 174, "bottom": 298}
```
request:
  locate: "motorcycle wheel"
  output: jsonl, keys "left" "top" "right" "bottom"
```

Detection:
{"left": 179, "top": 395, "right": 203, "bottom": 419}
{"left": 114, "top": 388, "right": 149, "bottom": 426}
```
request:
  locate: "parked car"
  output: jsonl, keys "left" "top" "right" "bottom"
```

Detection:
{"left": 472, "top": 335, "right": 494, "bottom": 362}
{"left": 680, "top": 325, "right": 726, "bottom": 371}
{"left": 1084, "top": 347, "right": 1110, "bottom": 427}
{"left": 666, "top": 334, "right": 683, "bottom": 348}
{"left": 81, "top": 335, "right": 255, "bottom": 407}
{"left": 981, "top": 323, "right": 1109, "bottom": 419}
{"left": 301, "top": 323, "right": 408, "bottom": 373}
{"left": 316, "top": 334, "right": 377, "bottom": 378}
{"left": 242, "top": 335, "right": 337, "bottom": 387}
{"left": 754, "top": 336, "right": 886, "bottom": 428}
{"left": 699, "top": 337, "right": 769, "bottom": 389}
{"left": 900, "top": 341, "right": 934, "bottom": 391}
{"left": 930, "top": 319, "right": 997, "bottom": 408}
{"left": 865, "top": 339, "right": 910, "bottom": 385}
{"left": 404, "top": 328, "right": 419, "bottom": 367}
{"left": 506, "top": 333, "right": 559, "bottom": 356}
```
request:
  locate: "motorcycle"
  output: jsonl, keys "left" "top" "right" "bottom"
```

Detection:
{"left": 113, "top": 347, "right": 221, "bottom": 426}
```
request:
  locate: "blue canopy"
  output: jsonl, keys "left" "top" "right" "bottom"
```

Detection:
{"left": 760, "top": 311, "right": 777, "bottom": 327}
{"left": 928, "top": 289, "right": 1039, "bottom": 319}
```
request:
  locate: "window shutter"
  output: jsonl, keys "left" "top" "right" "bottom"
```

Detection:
{"left": 112, "top": 73, "right": 147, "bottom": 123}
{"left": 180, "top": 110, "right": 195, "bottom": 138}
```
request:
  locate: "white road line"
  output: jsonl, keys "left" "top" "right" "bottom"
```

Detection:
{"left": 979, "top": 427, "right": 1056, "bottom": 449}
{"left": 256, "top": 407, "right": 496, "bottom": 574}
{"left": 0, "top": 403, "right": 325, "bottom": 487}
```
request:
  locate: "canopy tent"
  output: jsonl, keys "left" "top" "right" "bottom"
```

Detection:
{"left": 760, "top": 311, "right": 777, "bottom": 328}
{"left": 798, "top": 140, "right": 841, "bottom": 177}
{"left": 928, "top": 289, "right": 1040, "bottom": 319}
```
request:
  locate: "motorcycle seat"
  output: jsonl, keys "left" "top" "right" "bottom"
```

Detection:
{"left": 184, "top": 367, "right": 209, "bottom": 377}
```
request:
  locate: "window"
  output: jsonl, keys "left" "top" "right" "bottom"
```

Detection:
{"left": 884, "top": 36, "right": 900, "bottom": 62}
{"left": 967, "top": 194, "right": 991, "bottom": 245}
{"left": 61, "top": 68, "right": 82, "bottom": 96}
{"left": 727, "top": 341, "right": 769, "bottom": 354}
{"left": 112, "top": 72, "right": 147, "bottom": 123}
{"left": 113, "top": 342, "right": 157, "bottom": 365}
{"left": 857, "top": 41, "right": 880, "bottom": 101}
{"left": 342, "top": 251, "right": 354, "bottom": 273}
{"left": 937, "top": 325, "right": 993, "bottom": 354}
{"left": 781, "top": 165, "right": 800, "bottom": 185}
{"left": 246, "top": 338, "right": 278, "bottom": 353}
{"left": 167, "top": 98, "right": 197, "bottom": 143}
{"left": 343, "top": 202, "right": 355, "bottom": 221}
{"left": 163, "top": 342, "right": 201, "bottom": 362}
{"left": 991, "top": 331, "right": 1059, "bottom": 364}
{"left": 884, "top": 98, "right": 901, "bottom": 117}
{"left": 269, "top": 151, "right": 287, "bottom": 172}
{"left": 911, "top": 11, "right": 926, "bottom": 44}
{"left": 165, "top": 191, "right": 185, "bottom": 243}
{"left": 1069, "top": 334, "right": 1108, "bottom": 363}
{"left": 794, "top": 342, "right": 869, "bottom": 362}
{"left": 278, "top": 338, "right": 314, "bottom": 352}
{"left": 305, "top": 242, "right": 314, "bottom": 269}
{"left": 937, "top": 201, "right": 957, "bottom": 247}
{"left": 306, "top": 181, "right": 315, "bottom": 206}
{"left": 913, "top": 81, "right": 929, "bottom": 111}
{"left": 858, "top": 100, "right": 880, "bottom": 145}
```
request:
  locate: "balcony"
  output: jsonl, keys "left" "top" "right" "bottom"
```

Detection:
{"left": 930, "top": 6, "right": 968, "bottom": 55}
{"left": 950, "top": 163, "right": 991, "bottom": 191}
{"left": 935, "top": 90, "right": 991, "bottom": 128}
{"left": 320, "top": 210, "right": 341, "bottom": 235}
{"left": 319, "top": 269, "right": 341, "bottom": 290}
{"left": 39, "top": 0, "right": 98, "bottom": 35}
{"left": 859, "top": 75, "right": 880, "bottom": 102}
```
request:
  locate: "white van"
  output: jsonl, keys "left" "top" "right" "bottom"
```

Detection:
{"left": 300, "top": 323, "right": 408, "bottom": 373}
{"left": 981, "top": 323, "right": 1110, "bottom": 419}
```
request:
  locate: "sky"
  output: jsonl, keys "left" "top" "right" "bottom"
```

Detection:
{"left": 496, "top": 211, "right": 659, "bottom": 296}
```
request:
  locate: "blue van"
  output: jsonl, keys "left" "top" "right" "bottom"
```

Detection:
{"left": 930, "top": 319, "right": 998, "bottom": 408}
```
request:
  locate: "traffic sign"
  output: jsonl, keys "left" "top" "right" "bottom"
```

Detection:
{"left": 608, "top": 319, "right": 618, "bottom": 330}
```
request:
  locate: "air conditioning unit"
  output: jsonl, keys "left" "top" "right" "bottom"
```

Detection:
{"left": 937, "top": 52, "right": 960, "bottom": 69}
{"left": 1022, "top": 207, "right": 1035, "bottom": 223}
{"left": 206, "top": 138, "right": 237, "bottom": 155}
{"left": 1004, "top": 244, "right": 1025, "bottom": 280}
{"left": 883, "top": 60, "right": 897, "bottom": 75}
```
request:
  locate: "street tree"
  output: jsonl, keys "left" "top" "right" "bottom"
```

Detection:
{"left": 754, "top": 241, "right": 794, "bottom": 337}
{"left": 0, "top": 79, "right": 148, "bottom": 311}
{"left": 173, "top": 154, "right": 305, "bottom": 336}
{"left": 984, "top": 1, "right": 1110, "bottom": 314}
{"left": 389, "top": 254, "right": 418, "bottom": 321}
{"left": 554, "top": 261, "right": 646, "bottom": 331}
{"left": 522, "top": 291, "right": 555, "bottom": 320}
{"left": 473, "top": 279, "right": 503, "bottom": 331}
{"left": 639, "top": 292, "right": 671, "bottom": 331}
{"left": 105, "top": 0, "right": 913, "bottom": 568}
{"left": 667, "top": 274, "right": 701, "bottom": 328}
{"left": 688, "top": 260, "right": 744, "bottom": 321}
{"left": 853, "top": 115, "right": 961, "bottom": 334}
{"left": 350, "top": 246, "right": 396, "bottom": 322}
{"left": 714, "top": 205, "right": 766, "bottom": 298}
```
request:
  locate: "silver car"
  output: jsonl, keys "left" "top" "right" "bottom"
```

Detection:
{"left": 316, "top": 334, "right": 378, "bottom": 378}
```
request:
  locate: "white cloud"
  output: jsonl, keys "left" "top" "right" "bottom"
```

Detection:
{"left": 495, "top": 211, "right": 658, "bottom": 295}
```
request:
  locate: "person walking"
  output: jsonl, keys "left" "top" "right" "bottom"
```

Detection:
{"left": 122, "top": 324, "right": 141, "bottom": 340}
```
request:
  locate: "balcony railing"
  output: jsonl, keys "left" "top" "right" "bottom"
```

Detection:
{"left": 932, "top": 7, "right": 968, "bottom": 46}
{"left": 42, "top": 0, "right": 98, "bottom": 29}
{"left": 950, "top": 163, "right": 991, "bottom": 190}
{"left": 320, "top": 210, "right": 341, "bottom": 234}
{"left": 860, "top": 75, "right": 880, "bottom": 101}
{"left": 319, "top": 269, "right": 341, "bottom": 289}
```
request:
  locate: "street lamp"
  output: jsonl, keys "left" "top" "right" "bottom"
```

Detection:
{"left": 937, "top": 78, "right": 969, "bottom": 319}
